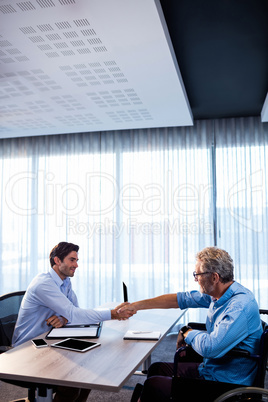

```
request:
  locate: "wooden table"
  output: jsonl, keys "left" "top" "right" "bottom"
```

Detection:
{"left": 0, "top": 307, "right": 186, "bottom": 400}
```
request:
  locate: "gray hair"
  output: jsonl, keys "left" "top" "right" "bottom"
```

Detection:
{"left": 196, "top": 247, "right": 234, "bottom": 283}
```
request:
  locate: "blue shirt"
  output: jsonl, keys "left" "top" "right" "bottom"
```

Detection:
{"left": 177, "top": 281, "right": 262, "bottom": 385}
{"left": 12, "top": 268, "right": 111, "bottom": 347}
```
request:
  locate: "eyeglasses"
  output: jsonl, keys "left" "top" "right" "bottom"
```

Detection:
{"left": 193, "top": 271, "right": 211, "bottom": 281}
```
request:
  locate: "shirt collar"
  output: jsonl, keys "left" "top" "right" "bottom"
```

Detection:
{"left": 213, "top": 281, "right": 237, "bottom": 307}
{"left": 49, "top": 267, "right": 70, "bottom": 288}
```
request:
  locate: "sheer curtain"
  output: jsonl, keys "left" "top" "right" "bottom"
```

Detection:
{"left": 215, "top": 117, "right": 268, "bottom": 308}
{"left": 0, "top": 117, "right": 267, "bottom": 319}
{"left": 0, "top": 122, "right": 213, "bottom": 314}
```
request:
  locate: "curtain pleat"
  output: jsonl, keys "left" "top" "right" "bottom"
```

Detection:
{"left": 215, "top": 117, "right": 268, "bottom": 307}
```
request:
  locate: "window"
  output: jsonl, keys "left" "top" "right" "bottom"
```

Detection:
{"left": 0, "top": 118, "right": 267, "bottom": 315}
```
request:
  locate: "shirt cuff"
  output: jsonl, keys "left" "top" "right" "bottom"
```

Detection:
{"left": 95, "top": 308, "right": 111, "bottom": 321}
{"left": 184, "top": 329, "right": 199, "bottom": 344}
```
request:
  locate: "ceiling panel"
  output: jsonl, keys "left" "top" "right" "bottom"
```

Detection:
{"left": 0, "top": 0, "right": 193, "bottom": 139}
{"left": 160, "top": 0, "right": 268, "bottom": 121}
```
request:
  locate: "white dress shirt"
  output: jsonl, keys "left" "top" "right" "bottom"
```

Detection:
{"left": 12, "top": 268, "right": 111, "bottom": 346}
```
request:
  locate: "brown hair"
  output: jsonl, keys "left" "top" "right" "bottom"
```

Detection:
{"left": 49, "top": 242, "right": 79, "bottom": 267}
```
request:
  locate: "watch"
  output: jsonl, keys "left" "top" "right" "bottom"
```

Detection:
{"left": 179, "top": 325, "right": 191, "bottom": 338}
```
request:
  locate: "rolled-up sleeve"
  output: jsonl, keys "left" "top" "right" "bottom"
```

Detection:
{"left": 177, "top": 290, "right": 212, "bottom": 310}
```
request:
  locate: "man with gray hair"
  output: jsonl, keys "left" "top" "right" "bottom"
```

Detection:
{"left": 121, "top": 247, "right": 262, "bottom": 402}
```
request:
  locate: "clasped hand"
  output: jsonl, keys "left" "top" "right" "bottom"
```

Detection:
{"left": 111, "top": 302, "right": 137, "bottom": 320}
{"left": 46, "top": 315, "right": 68, "bottom": 328}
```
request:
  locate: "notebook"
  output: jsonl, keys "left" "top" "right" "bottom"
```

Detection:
{"left": 123, "top": 330, "right": 161, "bottom": 341}
{"left": 46, "top": 322, "right": 102, "bottom": 339}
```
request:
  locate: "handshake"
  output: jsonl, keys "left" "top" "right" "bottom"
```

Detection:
{"left": 111, "top": 302, "right": 138, "bottom": 320}
{"left": 111, "top": 293, "right": 177, "bottom": 320}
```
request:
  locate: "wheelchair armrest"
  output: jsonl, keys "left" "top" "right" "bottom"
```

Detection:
{"left": 225, "top": 347, "right": 251, "bottom": 358}
{"left": 188, "top": 322, "right": 206, "bottom": 331}
{"left": 173, "top": 346, "right": 187, "bottom": 375}
{"left": 173, "top": 344, "right": 252, "bottom": 374}
{"left": 173, "top": 345, "right": 203, "bottom": 374}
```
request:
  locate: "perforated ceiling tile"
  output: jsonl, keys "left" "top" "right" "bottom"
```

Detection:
{"left": 51, "top": 94, "right": 86, "bottom": 111}
{"left": 86, "top": 89, "right": 142, "bottom": 109}
{"left": 107, "top": 109, "right": 153, "bottom": 124}
{"left": 59, "top": 60, "right": 128, "bottom": 88}
{"left": 0, "top": 0, "right": 192, "bottom": 138}
{"left": 19, "top": 15, "right": 107, "bottom": 60}
{"left": 55, "top": 113, "right": 102, "bottom": 126}
{"left": 0, "top": 4, "right": 17, "bottom": 13}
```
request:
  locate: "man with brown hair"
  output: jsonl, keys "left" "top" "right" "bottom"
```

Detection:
{"left": 13, "top": 241, "right": 133, "bottom": 401}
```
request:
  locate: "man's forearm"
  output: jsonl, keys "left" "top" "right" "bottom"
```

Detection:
{"left": 131, "top": 293, "right": 179, "bottom": 311}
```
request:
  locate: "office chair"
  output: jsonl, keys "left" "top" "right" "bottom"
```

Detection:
{"left": 170, "top": 310, "right": 268, "bottom": 402}
{"left": 0, "top": 291, "right": 37, "bottom": 402}
{"left": 0, "top": 290, "right": 26, "bottom": 352}
{"left": 214, "top": 387, "right": 268, "bottom": 402}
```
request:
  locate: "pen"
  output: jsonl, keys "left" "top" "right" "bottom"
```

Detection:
{"left": 65, "top": 324, "right": 100, "bottom": 328}
{"left": 132, "top": 331, "right": 152, "bottom": 334}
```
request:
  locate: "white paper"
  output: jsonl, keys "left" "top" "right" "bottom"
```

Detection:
{"left": 47, "top": 326, "right": 99, "bottom": 338}
{"left": 123, "top": 330, "right": 161, "bottom": 340}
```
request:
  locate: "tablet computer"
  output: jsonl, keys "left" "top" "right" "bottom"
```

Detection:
{"left": 51, "top": 338, "right": 101, "bottom": 353}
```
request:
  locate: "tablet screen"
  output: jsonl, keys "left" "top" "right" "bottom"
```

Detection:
{"left": 51, "top": 338, "right": 101, "bottom": 352}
